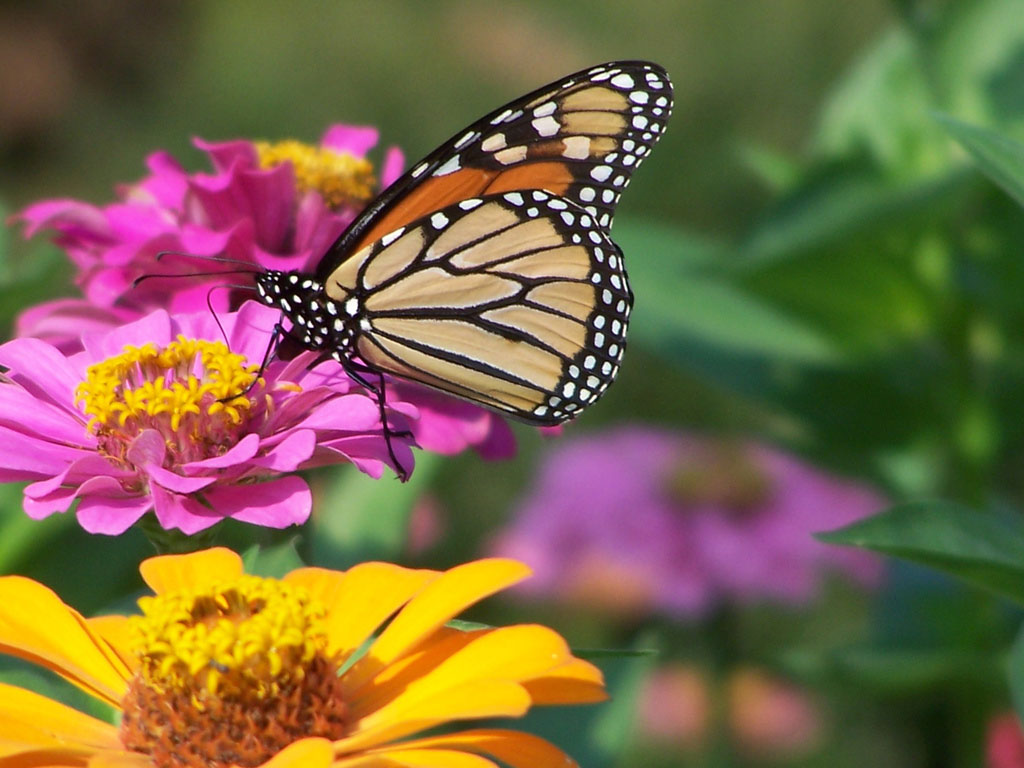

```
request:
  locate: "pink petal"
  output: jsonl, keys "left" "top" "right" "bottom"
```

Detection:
{"left": 79, "top": 310, "right": 172, "bottom": 362}
{"left": 0, "top": 385, "right": 90, "bottom": 446}
{"left": 193, "top": 137, "right": 259, "bottom": 174}
{"left": 125, "top": 429, "right": 167, "bottom": 469}
{"left": 16, "top": 199, "right": 111, "bottom": 239}
{"left": 381, "top": 146, "right": 405, "bottom": 188}
{"left": 16, "top": 299, "right": 134, "bottom": 353}
{"left": 146, "top": 464, "right": 218, "bottom": 494}
{"left": 182, "top": 433, "right": 260, "bottom": 472}
{"left": 151, "top": 484, "right": 222, "bottom": 535}
{"left": 320, "top": 124, "right": 379, "bottom": 157}
{"left": 291, "top": 394, "right": 381, "bottom": 432}
{"left": 205, "top": 476, "right": 311, "bottom": 528}
{"left": 0, "top": 338, "right": 81, "bottom": 407}
{"left": 248, "top": 429, "right": 316, "bottom": 471}
{"left": 76, "top": 487, "right": 154, "bottom": 535}
{"left": 137, "top": 150, "right": 189, "bottom": 207}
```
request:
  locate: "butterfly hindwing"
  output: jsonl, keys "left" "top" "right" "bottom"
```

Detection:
{"left": 317, "top": 61, "right": 673, "bottom": 282}
{"left": 322, "top": 190, "right": 631, "bottom": 424}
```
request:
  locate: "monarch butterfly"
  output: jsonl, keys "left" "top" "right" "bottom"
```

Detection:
{"left": 254, "top": 60, "right": 673, "bottom": 477}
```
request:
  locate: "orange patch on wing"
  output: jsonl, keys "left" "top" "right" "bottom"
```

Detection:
{"left": 483, "top": 162, "right": 573, "bottom": 196}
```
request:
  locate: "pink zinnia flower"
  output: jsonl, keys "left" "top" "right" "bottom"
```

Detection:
{"left": 490, "top": 426, "right": 884, "bottom": 618}
{"left": 16, "top": 124, "right": 404, "bottom": 350}
{"left": 0, "top": 301, "right": 505, "bottom": 536}
{"left": 989, "top": 712, "right": 1024, "bottom": 768}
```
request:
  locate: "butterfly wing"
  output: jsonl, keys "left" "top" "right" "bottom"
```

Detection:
{"left": 316, "top": 60, "right": 672, "bottom": 283}
{"left": 323, "top": 191, "right": 631, "bottom": 424}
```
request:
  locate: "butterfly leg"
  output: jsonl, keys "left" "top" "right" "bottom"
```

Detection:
{"left": 341, "top": 361, "right": 413, "bottom": 482}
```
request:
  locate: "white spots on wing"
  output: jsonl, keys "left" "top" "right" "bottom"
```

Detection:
{"left": 632, "top": 114, "right": 649, "bottom": 129}
{"left": 562, "top": 135, "right": 591, "bottom": 159}
{"left": 503, "top": 192, "right": 525, "bottom": 206}
{"left": 533, "top": 101, "right": 557, "bottom": 117}
{"left": 578, "top": 186, "right": 596, "bottom": 202}
{"left": 288, "top": 274, "right": 299, "bottom": 284}
{"left": 454, "top": 130, "right": 477, "bottom": 149}
{"left": 430, "top": 212, "right": 449, "bottom": 229}
{"left": 590, "top": 165, "right": 612, "bottom": 182}
{"left": 459, "top": 198, "right": 483, "bottom": 210}
{"left": 629, "top": 91, "right": 649, "bottom": 105}
{"left": 560, "top": 211, "right": 575, "bottom": 227}
{"left": 433, "top": 154, "right": 462, "bottom": 176}
{"left": 611, "top": 73, "right": 635, "bottom": 89}
{"left": 547, "top": 198, "right": 568, "bottom": 210}
{"left": 345, "top": 297, "right": 359, "bottom": 316}
{"left": 491, "top": 108, "right": 513, "bottom": 125}
{"left": 481, "top": 133, "right": 507, "bottom": 152}
{"left": 411, "top": 161, "right": 429, "bottom": 178}
{"left": 380, "top": 227, "right": 405, "bottom": 246}
{"left": 494, "top": 145, "right": 528, "bottom": 165}
{"left": 532, "top": 115, "right": 560, "bottom": 137}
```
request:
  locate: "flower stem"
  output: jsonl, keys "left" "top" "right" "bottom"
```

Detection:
{"left": 137, "top": 514, "right": 218, "bottom": 554}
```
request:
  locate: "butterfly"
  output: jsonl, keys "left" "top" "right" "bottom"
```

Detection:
{"left": 254, "top": 61, "right": 673, "bottom": 477}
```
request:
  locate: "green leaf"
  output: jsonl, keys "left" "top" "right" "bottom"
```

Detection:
{"left": 1010, "top": 622, "right": 1024, "bottom": 720}
{"left": 819, "top": 500, "right": 1024, "bottom": 604}
{"left": 936, "top": 113, "right": 1024, "bottom": 208}
{"left": 310, "top": 452, "right": 443, "bottom": 567}
{"left": 782, "top": 645, "right": 1000, "bottom": 693}
{"left": 617, "top": 221, "right": 840, "bottom": 368}
{"left": 245, "top": 538, "right": 305, "bottom": 578}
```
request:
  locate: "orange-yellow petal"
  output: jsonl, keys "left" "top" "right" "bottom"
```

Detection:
{"left": 523, "top": 657, "right": 608, "bottom": 705}
{"left": 350, "top": 624, "right": 572, "bottom": 719}
{"left": 87, "top": 749, "right": 154, "bottom": 768}
{"left": 316, "top": 562, "right": 438, "bottom": 658}
{"left": 85, "top": 615, "right": 137, "bottom": 678}
{"left": 139, "top": 547, "right": 243, "bottom": 595}
{"left": 258, "top": 737, "right": 333, "bottom": 768}
{"left": 346, "top": 748, "right": 497, "bottom": 768}
{"left": 282, "top": 567, "right": 347, "bottom": 608}
{"left": 335, "top": 680, "right": 531, "bottom": 754}
{"left": 0, "top": 682, "right": 120, "bottom": 754}
{"left": 344, "top": 559, "right": 530, "bottom": 691}
{"left": 374, "top": 730, "right": 576, "bottom": 768}
{"left": 0, "top": 578, "right": 130, "bottom": 707}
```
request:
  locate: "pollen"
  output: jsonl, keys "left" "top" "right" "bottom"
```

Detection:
{"left": 75, "top": 336, "right": 263, "bottom": 468}
{"left": 120, "top": 575, "right": 348, "bottom": 768}
{"left": 256, "top": 139, "right": 377, "bottom": 209}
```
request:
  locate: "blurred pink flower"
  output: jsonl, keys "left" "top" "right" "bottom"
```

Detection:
{"left": 728, "top": 667, "right": 823, "bottom": 758}
{"left": 0, "top": 301, "right": 442, "bottom": 535}
{"left": 490, "top": 426, "right": 884, "bottom": 618}
{"left": 637, "top": 663, "right": 710, "bottom": 750}
{"left": 988, "top": 713, "right": 1024, "bottom": 768}
{"left": 16, "top": 124, "right": 404, "bottom": 351}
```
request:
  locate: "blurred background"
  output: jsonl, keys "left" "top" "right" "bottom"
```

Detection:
{"left": 5, "top": 1, "right": 1024, "bottom": 766}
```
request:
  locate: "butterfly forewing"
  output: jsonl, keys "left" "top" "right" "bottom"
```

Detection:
{"left": 322, "top": 190, "right": 631, "bottom": 424}
{"left": 317, "top": 61, "right": 673, "bottom": 280}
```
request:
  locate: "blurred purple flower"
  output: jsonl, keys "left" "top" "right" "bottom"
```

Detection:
{"left": 0, "top": 301, "right": 445, "bottom": 535}
{"left": 16, "top": 124, "right": 404, "bottom": 351}
{"left": 490, "top": 426, "right": 884, "bottom": 618}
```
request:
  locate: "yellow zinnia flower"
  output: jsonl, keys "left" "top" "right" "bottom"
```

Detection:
{"left": 0, "top": 548, "right": 606, "bottom": 768}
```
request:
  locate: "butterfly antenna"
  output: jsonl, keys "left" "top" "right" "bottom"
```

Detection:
{"left": 154, "top": 250, "right": 264, "bottom": 269}
{"left": 132, "top": 268, "right": 261, "bottom": 290}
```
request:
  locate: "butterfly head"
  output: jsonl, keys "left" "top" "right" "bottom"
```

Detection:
{"left": 255, "top": 270, "right": 354, "bottom": 352}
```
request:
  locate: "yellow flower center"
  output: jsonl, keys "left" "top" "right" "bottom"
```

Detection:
{"left": 75, "top": 336, "right": 262, "bottom": 469}
{"left": 120, "top": 575, "right": 347, "bottom": 768}
{"left": 256, "top": 139, "right": 377, "bottom": 209}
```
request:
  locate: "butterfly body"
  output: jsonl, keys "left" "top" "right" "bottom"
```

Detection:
{"left": 255, "top": 61, "right": 671, "bottom": 462}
